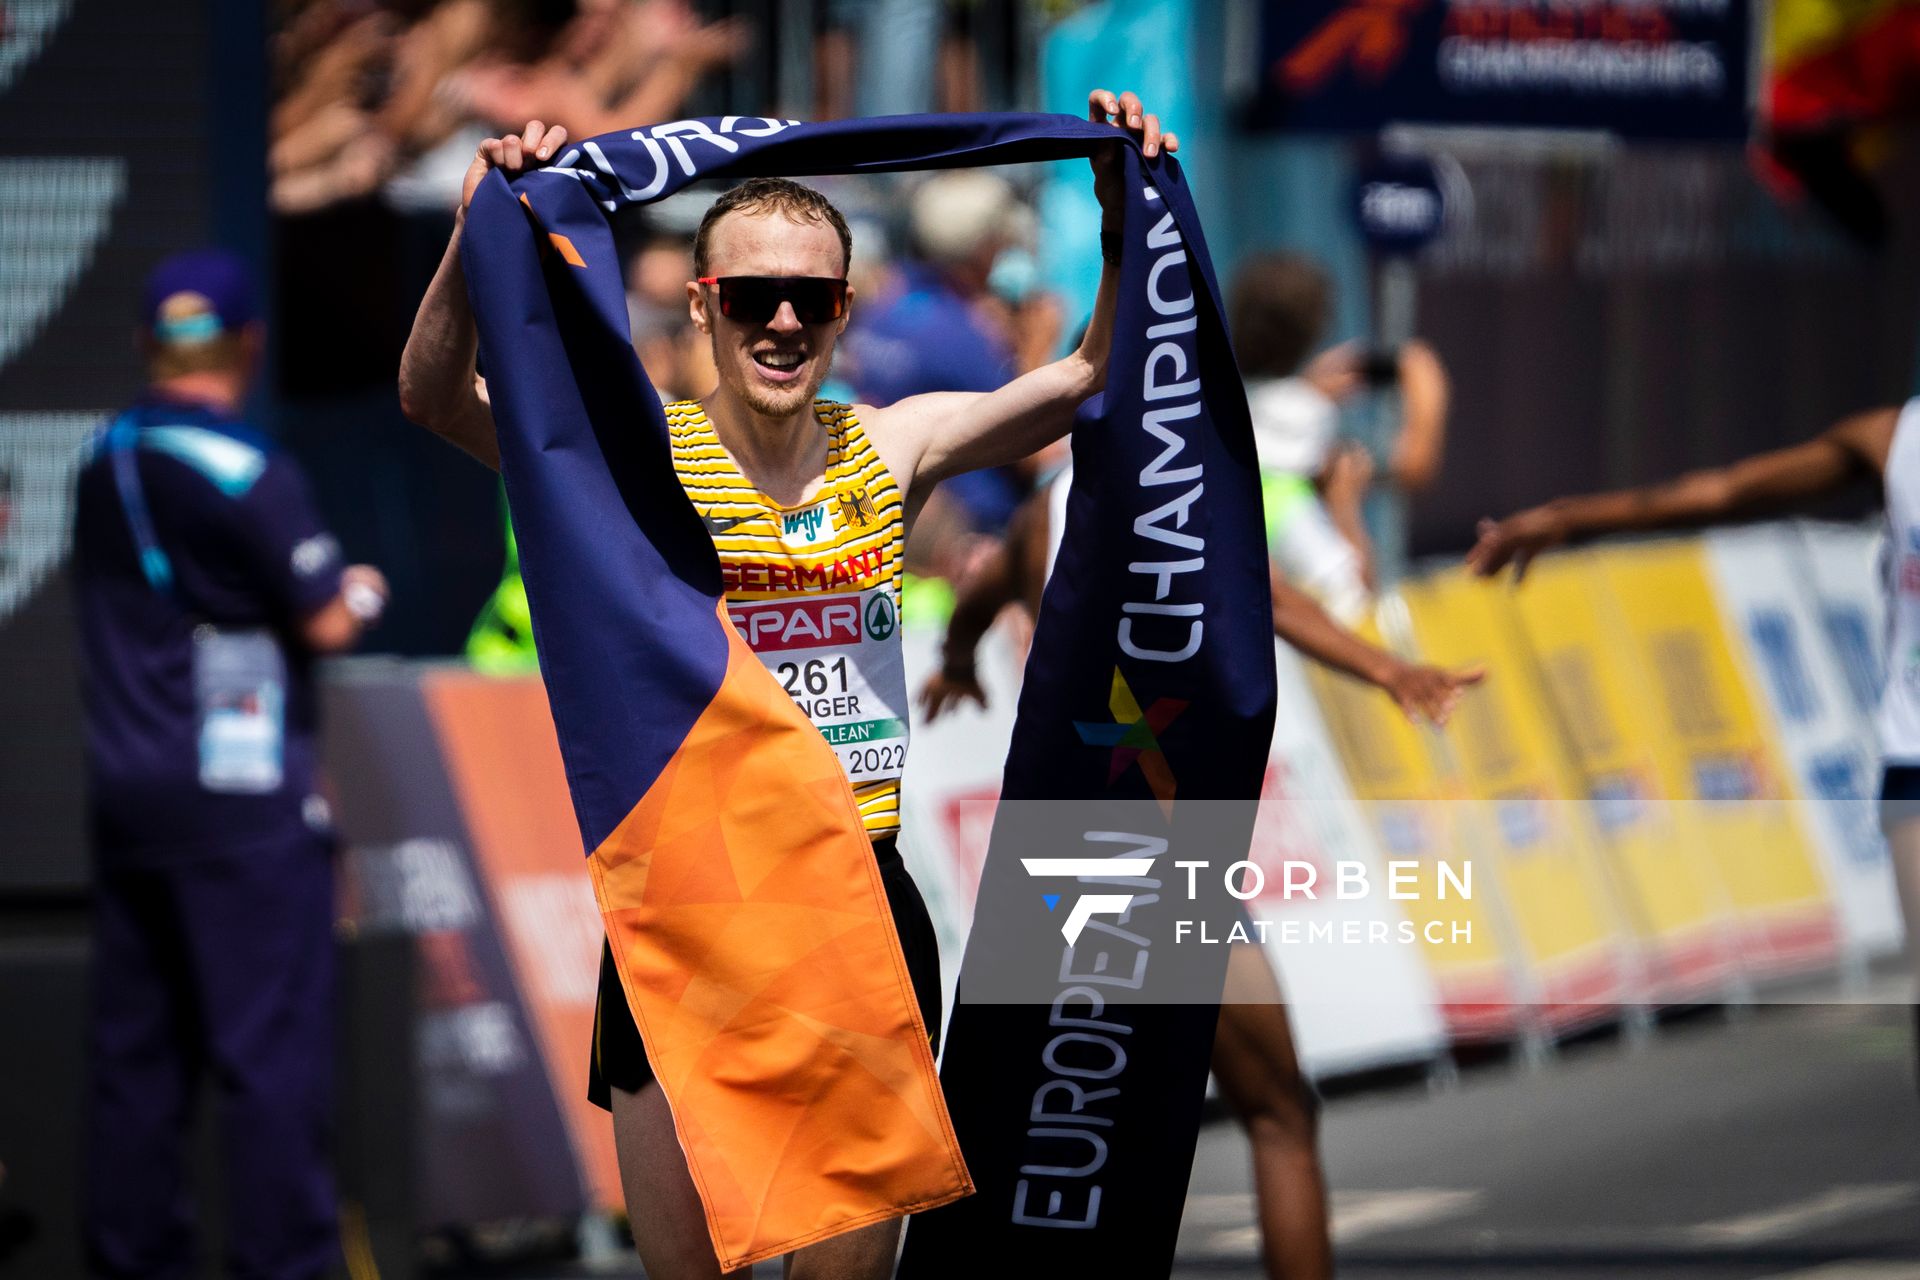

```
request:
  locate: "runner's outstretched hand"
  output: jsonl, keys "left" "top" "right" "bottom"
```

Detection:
{"left": 1466, "top": 505, "right": 1568, "bottom": 581}
{"left": 1385, "top": 661, "right": 1485, "bottom": 728}
{"left": 919, "top": 668, "right": 988, "bottom": 722}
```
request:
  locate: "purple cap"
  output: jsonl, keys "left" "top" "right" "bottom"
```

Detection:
{"left": 143, "top": 249, "right": 257, "bottom": 343}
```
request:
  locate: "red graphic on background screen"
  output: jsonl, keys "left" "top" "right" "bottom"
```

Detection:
{"left": 1282, "top": 0, "right": 1686, "bottom": 94}
{"left": 939, "top": 786, "right": 1000, "bottom": 907}
{"left": 1279, "top": 0, "right": 1428, "bottom": 91}
{"left": 1900, "top": 555, "right": 1920, "bottom": 596}
{"left": 418, "top": 930, "right": 485, "bottom": 1007}
{"left": 1443, "top": 3, "right": 1673, "bottom": 45}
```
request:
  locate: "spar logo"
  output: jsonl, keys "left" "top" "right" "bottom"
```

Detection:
{"left": 1020, "top": 856, "right": 1157, "bottom": 944}
{"left": 864, "top": 592, "right": 896, "bottom": 641}
{"left": 728, "top": 596, "right": 860, "bottom": 652}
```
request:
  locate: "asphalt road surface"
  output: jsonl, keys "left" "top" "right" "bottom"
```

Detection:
{"left": 463, "top": 997, "right": 1920, "bottom": 1279}
{"left": 1176, "top": 1000, "right": 1920, "bottom": 1279}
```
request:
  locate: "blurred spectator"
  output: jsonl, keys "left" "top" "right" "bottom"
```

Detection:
{"left": 270, "top": 0, "right": 747, "bottom": 656}
{"left": 814, "top": 0, "right": 1028, "bottom": 121}
{"left": 846, "top": 170, "right": 1058, "bottom": 580}
{"left": 1340, "top": 331, "right": 1450, "bottom": 589}
{"left": 1229, "top": 251, "right": 1376, "bottom": 622}
{"left": 72, "top": 251, "right": 386, "bottom": 1278}
{"left": 1228, "top": 250, "right": 1451, "bottom": 608}
{"left": 271, "top": 0, "right": 748, "bottom": 216}
{"left": 465, "top": 489, "right": 538, "bottom": 673}
{"left": 816, "top": 0, "right": 941, "bottom": 119}
{"left": 627, "top": 229, "right": 715, "bottom": 403}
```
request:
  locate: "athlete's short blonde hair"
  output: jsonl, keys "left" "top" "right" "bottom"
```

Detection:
{"left": 694, "top": 177, "right": 853, "bottom": 278}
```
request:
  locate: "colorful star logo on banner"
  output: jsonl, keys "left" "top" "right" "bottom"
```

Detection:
{"left": 1074, "top": 668, "right": 1188, "bottom": 815}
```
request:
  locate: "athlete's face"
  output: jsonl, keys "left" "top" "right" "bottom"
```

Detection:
{"left": 690, "top": 209, "right": 852, "bottom": 422}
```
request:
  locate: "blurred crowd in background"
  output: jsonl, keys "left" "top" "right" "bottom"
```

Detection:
{"left": 266, "top": 0, "right": 1442, "bottom": 663}
{"left": 263, "top": 0, "right": 1920, "bottom": 668}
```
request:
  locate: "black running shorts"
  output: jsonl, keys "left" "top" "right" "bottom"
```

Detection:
{"left": 1881, "top": 763, "right": 1920, "bottom": 836}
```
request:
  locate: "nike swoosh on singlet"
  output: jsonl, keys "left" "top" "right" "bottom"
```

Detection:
{"left": 700, "top": 511, "right": 756, "bottom": 535}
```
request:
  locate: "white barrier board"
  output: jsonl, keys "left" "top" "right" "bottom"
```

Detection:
{"left": 898, "top": 622, "right": 1446, "bottom": 1078}
{"left": 1707, "top": 526, "right": 1900, "bottom": 959}
{"left": 1250, "top": 641, "right": 1448, "bottom": 1076}
{"left": 1794, "top": 521, "right": 1888, "bottom": 735}
{"left": 899, "top": 624, "right": 1023, "bottom": 1026}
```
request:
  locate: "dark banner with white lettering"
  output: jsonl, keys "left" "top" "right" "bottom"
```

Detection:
{"left": 1250, "top": 0, "right": 1753, "bottom": 140}
{"left": 897, "top": 140, "right": 1274, "bottom": 1274}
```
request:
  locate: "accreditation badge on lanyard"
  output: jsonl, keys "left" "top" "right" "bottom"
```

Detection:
{"left": 727, "top": 586, "right": 911, "bottom": 785}
{"left": 192, "top": 626, "right": 287, "bottom": 793}
{"left": 106, "top": 413, "right": 289, "bottom": 794}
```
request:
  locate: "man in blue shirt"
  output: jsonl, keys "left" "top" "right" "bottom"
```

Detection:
{"left": 72, "top": 250, "right": 386, "bottom": 1280}
{"left": 844, "top": 170, "right": 1027, "bottom": 534}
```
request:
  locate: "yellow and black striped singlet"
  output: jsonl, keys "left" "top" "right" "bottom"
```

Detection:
{"left": 666, "top": 399, "right": 909, "bottom": 838}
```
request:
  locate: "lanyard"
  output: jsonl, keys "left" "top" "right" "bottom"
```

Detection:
{"left": 105, "top": 414, "right": 176, "bottom": 596}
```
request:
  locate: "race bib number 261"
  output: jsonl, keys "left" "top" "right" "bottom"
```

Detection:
{"left": 727, "top": 588, "right": 910, "bottom": 784}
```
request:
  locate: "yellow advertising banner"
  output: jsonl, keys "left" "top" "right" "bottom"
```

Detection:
{"left": 1400, "top": 571, "right": 1633, "bottom": 1025}
{"left": 1593, "top": 542, "right": 1839, "bottom": 977}
{"left": 1505, "top": 551, "right": 1740, "bottom": 1001}
{"left": 1301, "top": 621, "right": 1520, "bottom": 1043}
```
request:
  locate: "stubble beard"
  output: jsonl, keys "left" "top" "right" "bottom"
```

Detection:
{"left": 724, "top": 344, "right": 831, "bottom": 421}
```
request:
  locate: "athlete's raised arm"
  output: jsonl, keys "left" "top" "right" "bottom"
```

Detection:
{"left": 399, "top": 121, "right": 568, "bottom": 471}
{"left": 864, "top": 90, "right": 1179, "bottom": 495}
{"left": 1269, "top": 566, "right": 1483, "bottom": 727}
{"left": 1467, "top": 405, "right": 1899, "bottom": 581}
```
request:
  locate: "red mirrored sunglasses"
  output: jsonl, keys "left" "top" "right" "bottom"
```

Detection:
{"left": 697, "top": 275, "right": 849, "bottom": 325}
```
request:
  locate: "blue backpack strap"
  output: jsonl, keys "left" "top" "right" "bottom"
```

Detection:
{"left": 105, "top": 412, "right": 175, "bottom": 596}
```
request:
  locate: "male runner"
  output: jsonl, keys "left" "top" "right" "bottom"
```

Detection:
{"left": 1467, "top": 401, "right": 1920, "bottom": 1083}
{"left": 921, "top": 467, "right": 1482, "bottom": 1280}
{"left": 400, "top": 94, "right": 1174, "bottom": 1279}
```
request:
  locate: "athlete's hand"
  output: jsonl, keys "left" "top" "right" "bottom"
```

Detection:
{"left": 919, "top": 666, "right": 988, "bottom": 722}
{"left": 1321, "top": 443, "right": 1374, "bottom": 508}
{"left": 1466, "top": 504, "right": 1568, "bottom": 581}
{"left": 1302, "top": 341, "right": 1365, "bottom": 403}
{"left": 1088, "top": 89, "right": 1179, "bottom": 222}
{"left": 461, "top": 120, "right": 569, "bottom": 213}
{"left": 342, "top": 564, "right": 390, "bottom": 624}
{"left": 1385, "top": 660, "right": 1484, "bottom": 728}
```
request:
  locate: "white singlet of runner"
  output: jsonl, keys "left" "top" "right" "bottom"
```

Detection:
{"left": 1878, "top": 397, "right": 1920, "bottom": 763}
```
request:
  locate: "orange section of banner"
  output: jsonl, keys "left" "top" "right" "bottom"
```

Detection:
{"left": 591, "top": 601, "right": 970, "bottom": 1269}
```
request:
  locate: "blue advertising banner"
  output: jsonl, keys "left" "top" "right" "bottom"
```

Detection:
{"left": 1251, "top": 0, "right": 1753, "bottom": 140}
